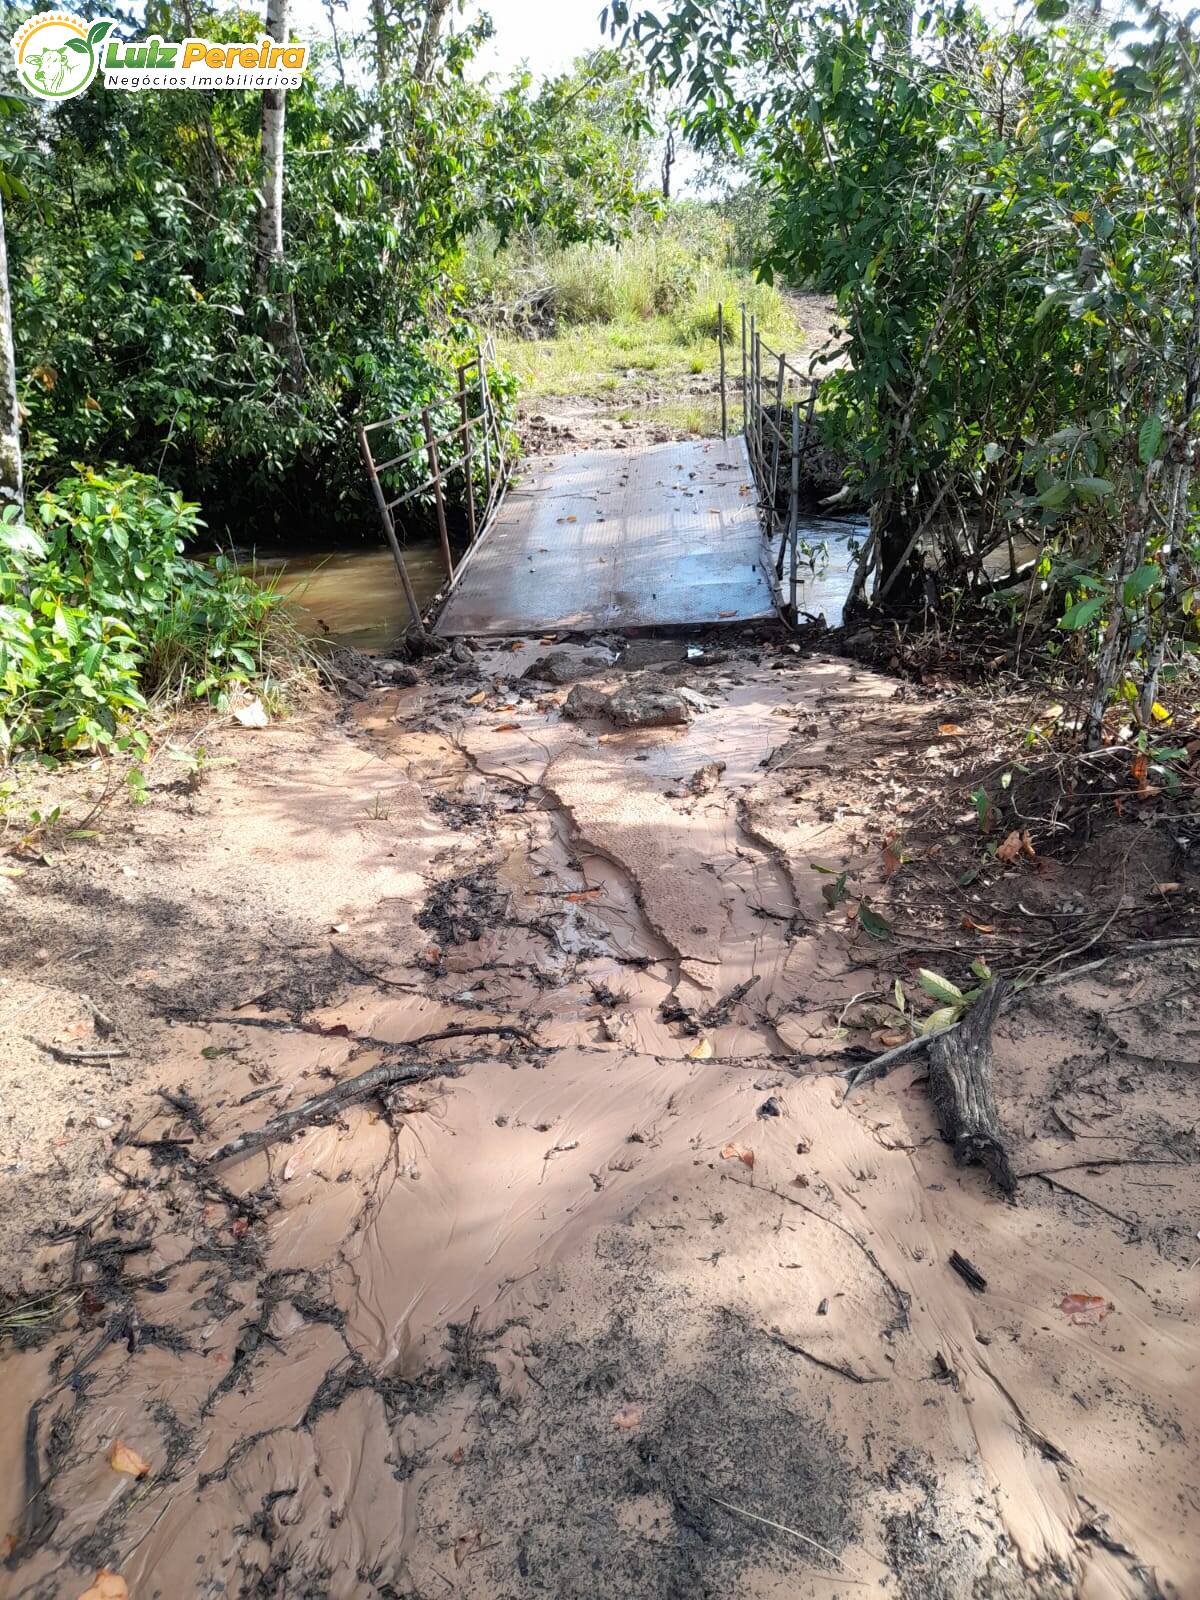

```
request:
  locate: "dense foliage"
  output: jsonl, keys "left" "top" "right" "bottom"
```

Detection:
{"left": 2, "top": 8, "right": 652, "bottom": 541}
{"left": 0, "top": 468, "right": 282, "bottom": 753}
{"left": 616, "top": 0, "right": 1200, "bottom": 740}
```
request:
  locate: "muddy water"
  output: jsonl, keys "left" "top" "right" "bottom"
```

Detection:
{"left": 257, "top": 541, "right": 447, "bottom": 651}
{"left": 785, "top": 514, "right": 864, "bottom": 625}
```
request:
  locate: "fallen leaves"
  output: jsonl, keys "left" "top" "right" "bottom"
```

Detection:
{"left": 937, "top": 722, "right": 966, "bottom": 735}
{"left": 612, "top": 1402, "right": 644, "bottom": 1429}
{"left": 854, "top": 899, "right": 893, "bottom": 940}
{"left": 454, "top": 1528, "right": 483, "bottom": 1568}
{"left": 493, "top": 723, "right": 521, "bottom": 733}
{"left": 108, "top": 1440, "right": 150, "bottom": 1478}
{"left": 1059, "top": 1293, "right": 1109, "bottom": 1326}
{"left": 961, "top": 915, "right": 995, "bottom": 934}
{"left": 564, "top": 888, "right": 602, "bottom": 902}
{"left": 466, "top": 690, "right": 487, "bottom": 706}
{"left": 720, "top": 1143, "right": 755, "bottom": 1170}
{"left": 995, "top": 828, "right": 1036, "bottom": 864}
{"left": 687, "top": 1037, "right": 714, "bottom": 1061}
{"left": 77, "top": 1573, "right": 128, "bottom": 1600}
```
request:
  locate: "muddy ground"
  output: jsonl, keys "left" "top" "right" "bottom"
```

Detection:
{"left": 0, "top": 631, "right": 1198, "bottom": 1600}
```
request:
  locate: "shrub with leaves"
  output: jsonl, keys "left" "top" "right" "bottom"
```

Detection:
{"left": 0, "top": 468, "right": 282, "bottom": 755}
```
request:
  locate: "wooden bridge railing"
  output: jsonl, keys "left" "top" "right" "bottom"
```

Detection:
{"left": 356, "top": 335, "right": 512, "bottom": 634}
{"left": 741, "top": 306, "right": 821, "bottom": 620}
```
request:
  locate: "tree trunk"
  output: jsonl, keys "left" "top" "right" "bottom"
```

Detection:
{"left": 414, "top": 0, "right": 452, "bottom": 81}
{"left": 371, "top": 0, "right": 388, "bottom": 87}
{"left": 256, "top": 0, "right": 305, "bottom": 391}
{"left": 324, "top": 0, "right": 347, "bottom": 89}
{"left": 661, "top": 125, "right": 675, "bottom": 200}
{"left": 0, "top": 194, "right": 22, "bottom": 519}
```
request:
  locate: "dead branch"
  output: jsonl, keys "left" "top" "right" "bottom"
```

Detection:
{"left": 927, "top": 979, "right": 1015, "bottom": 1195}
{"left": 208, "top": 1059, "right": 453, "bottom": 1167}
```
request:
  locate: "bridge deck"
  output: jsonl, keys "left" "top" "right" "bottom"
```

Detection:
{"left": 434, "top": 437, "right": 775, "bottom": 636}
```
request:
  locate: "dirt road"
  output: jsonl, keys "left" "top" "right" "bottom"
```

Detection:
{"left": 1, "top": 634, "right": 1197, "bottom": 1598}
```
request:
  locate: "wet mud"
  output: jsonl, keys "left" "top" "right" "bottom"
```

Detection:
{"left": 1, "top": 640, "right": 1197, "bottom": 1599}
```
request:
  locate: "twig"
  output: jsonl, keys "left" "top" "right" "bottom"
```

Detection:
{"left": 1030, "top": 1173, "right": 1135, "bottom": 1228}
{"left": 208, "top": 1059, "right": 453, "bottom": 1166}
{"left": 705, "top": 1493, "right": 847, "bottom": 1570}
{"left": 31, "top": 1041, "right": 129, "bottom": 1064}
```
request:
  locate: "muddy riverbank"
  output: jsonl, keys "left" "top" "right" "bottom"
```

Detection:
{"left": 1, "top": 632, "right": 1197, "bottom": 1599}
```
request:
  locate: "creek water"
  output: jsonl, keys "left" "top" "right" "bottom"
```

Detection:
{"left": 256, "top": 539, "right": 449, "bottom": 653}
{"left": 255, "top": 516, "right": 867, "bottom": 650}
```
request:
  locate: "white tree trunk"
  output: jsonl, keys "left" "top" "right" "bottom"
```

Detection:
{"left": 0, "top": 193, "right": 22, "bottom": 517}
{"left": 256, "top": 0, "right": 305, "bottom": 389}
{"left": 256, "top": 0, "right": 288, "bottom": 293}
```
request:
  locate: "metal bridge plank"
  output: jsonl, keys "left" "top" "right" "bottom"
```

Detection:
{"left": 434, "top": 436, "right": 774, "bottom": 636}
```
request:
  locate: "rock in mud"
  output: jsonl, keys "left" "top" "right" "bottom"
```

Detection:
{"left": 523, "top": 649, "right": 609, "bottom": 686}
{"left": 562, "top": 684, "right": 613, "bottom": 721}
{"left": 689, "top": 761, "right": 726, "bottom": 795}
{"left": 375, "top": 660, "right": 420, "bottom": 687}
{"left": 607, "top": 684, "right": 690, "bottom": 728}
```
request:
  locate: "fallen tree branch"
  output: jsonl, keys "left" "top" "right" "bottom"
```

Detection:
{"left": 208, "top": 1059, "right": 454, "bottom": 1166}
{"left": 843, "top": 936, "right": 1200, "bottom": 1096}
{"left": 927, "top": 979, "right": 1015, "bottom": 1195}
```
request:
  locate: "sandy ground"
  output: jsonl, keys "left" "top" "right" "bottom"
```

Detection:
{"left": 0, "top": 635, "right": 1198, "bottom": 1600}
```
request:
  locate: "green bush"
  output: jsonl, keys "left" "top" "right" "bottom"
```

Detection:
{"left": 0, "top": 468, "right": 283, "bottom": 756}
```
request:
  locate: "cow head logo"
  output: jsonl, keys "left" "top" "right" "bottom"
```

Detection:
{"left": 13, "top": 12, "right": 114, "bottom": 100}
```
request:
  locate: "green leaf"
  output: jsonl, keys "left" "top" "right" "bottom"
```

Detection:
{"left": 1059, "top": 596, "right": 1106, "bottom": 630}
{"left": 856, "top": 900, "right": 893, "bottom": 941}
{"left": 1138, "top": 415, "right": 1164, "bottom": 464}
{"left": 65, "top": 38, "right": 89, "bottom": 54}
{"left": 87, "top": 19, "right": 114, "bottom": 44}
{"left": 1073, "top": 477, "right": 1113, "bottom": 500}
{"left": 921, "top": 1005, "right": 962, "bottom": 1035}
{"left": 1123, "top": 563, "right": 1159, "bottom": 605}
{"left": 918, "top": 968, "right": 964, "bottom": 1005}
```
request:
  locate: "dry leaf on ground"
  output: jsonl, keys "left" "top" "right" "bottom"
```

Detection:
{"left": 996, "top": 829, "right": 1036, "bottom": 863}
{"left": 612, "top": 1403, "right": 644, "bottom": 1429}
{"left": 1060, "top": 1293, "right": 1109, "bottom": 1326}
{"left": 454, "top": 1528, "right": 483, "bottom": 1568}
{"left": 688, "top": 1037, "right": 714, "bottom": 1060}
{"left": 720, "top": 1143, "right": 755, "bottom": 1170}
{"left": 108, "top": 1440, "right": 150, "bottom": 1478}
{"left": 77, "top": 1572, "right": 128, "bottom": 1600}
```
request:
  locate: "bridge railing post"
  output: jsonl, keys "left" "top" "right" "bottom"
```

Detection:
{"left": 718, "top": 301, "right": 727, "bottom": 441}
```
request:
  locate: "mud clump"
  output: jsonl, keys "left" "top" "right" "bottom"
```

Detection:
{"left": 417, "top": 868, "right": 509, "bottom": 948}
{"left": 562, "top": 683, "right": 612, "bottom": 721}
{"left": 523, "top": 649, "right": 610, "bottom": 686}
{"left": 607, "top": 684, "right": 690, "bottom": 729}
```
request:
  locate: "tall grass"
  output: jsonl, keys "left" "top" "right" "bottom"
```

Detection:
{"left": 467, "top": 203, "right": 799, "bottom": 348}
